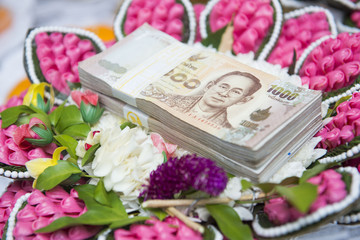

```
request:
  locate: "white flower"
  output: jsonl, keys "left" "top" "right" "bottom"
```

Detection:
{"left": 92, "top": 110, "right": 124, "bottom": 131}
{"left": 76, "top": 111, "right": 123, "bottom": 158}
{"left": 90, "top": 125, "right": 163, "bottom": 201}
{"left": 289, "top": 137, "right": 327, "bottom": 167}
{"left": 220, "top": 177, "right": 243, "bottom": 200}
{"left": 270, "top": 161, "right": 305, "bottom": 183}
{"left": 322, "top": 102, "right": 330, "bottom": 118}
{"left": 270, "top": 137, "right": 327, "bottom": 183}
{"left": 233, "top": 206, "right": 253, "bottom": 221}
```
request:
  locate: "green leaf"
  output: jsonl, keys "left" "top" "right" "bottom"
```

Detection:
{"left": 146, "top": 208, "right": 168, "bottom": 221}
{"left": 287, "top": 49, "right": 297, "bottom": 75}
{"left": 0, "top": 105, "right": 35, "bottom": 128}
{"left": 275, "top": 182, "right": 318, "bottom": 213}
{"left": 120, "top": 121, "right": 137, "bottom": 130}
{"left": 74, "top": 184, "right": 100, "bottom": 208}
{"left": 34, "top": 93, "right": 50, "bottom": 113}
{"left": 82, "top": 143, "right": 100, "bottom": 166}
{"left": 35, "top": 160, "right": 82, "bottom": 191}
{"left": 280, "top": 176, "right": 299, "bottom": 186}
{"left": 162, "top": 151, "right": 167, "bottom": 163}
{"left": 241, "top": 179, "right": 253, "bottom": 191}
{"left": 75, "top": 184, "right": 127, "bottom": 217}
{"left": 95, "top": 179, "right": 110, "bottom": 206}
{"left": 300, "top": 163, "right": 334, "bottom": 183}
{"left": 203, "top": 226, "right": 216, "bottom": 240}
{"left": 54, "top": 134, "right": 79, "bottom": 159}
{"left": 55, "top": 105, "right": 84, "bottom": 133}
{"left": 325, "top": 95, "right": 352, "bottom": 118}
{"left": 61, "top": 123, "right": 91, "bottom": 138}
{"left": 206, "top": 204, "right": 253, "bottom": 240}
{"left": 342, "top": 172, "right": 352, "bottom": 193}
{"left": 28, "top": 112, "right": 51, "bottom": 129}
{"left": 36, "top": 183, "right": 130, "bottom": 233}
{"left": 80, "top": 102, "right": 104, "bottom": 125}
{"left": 49, "top": 101, "right": 66, "bottom": 126}
{"left": 109, "top": 216, "right": 149, "bottom": 229}
{"left": 36, "top": 208, "right": 125, "bottom": 233}
{"left": 25, "top": 126, "right": 53, "bottom": 146}
{"left": 201, "top": 25, "right": 227, "bottom": 50}
{"left": 60, "top": 173, "right": 82, "bottom": 186}
{"left": 107, "top": 189, "right": 127, "bottom": 216}
{"left": 257, "top": 182, "right": 277, "bottom": 194}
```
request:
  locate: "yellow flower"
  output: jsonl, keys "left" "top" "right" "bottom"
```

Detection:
{"left": 25, "top": 146, "right": 67, "bottom": 187}
{"left": 23, "top": 82, "right": 54, "bottom": 107}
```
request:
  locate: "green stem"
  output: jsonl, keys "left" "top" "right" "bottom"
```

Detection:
{"left": 81, "top": 174, "right": 99, "bottom": 178}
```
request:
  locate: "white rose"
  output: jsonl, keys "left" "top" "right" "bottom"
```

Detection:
{"left": 91, "top": 126, "right": 163, "bottom": 201}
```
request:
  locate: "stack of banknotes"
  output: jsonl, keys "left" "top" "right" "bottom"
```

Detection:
{"left": 79, "top": 24, "right": 322, "bottom": 182}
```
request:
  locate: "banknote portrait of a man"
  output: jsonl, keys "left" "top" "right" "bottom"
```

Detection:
{"left": 142, "top": 70, "right": 262, "bottom": 128}
{"left": 179, "top": 71, "right": 262, "bottom": 128}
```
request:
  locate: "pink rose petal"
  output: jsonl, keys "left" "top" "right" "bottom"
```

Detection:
{"left": 326, "top": 69, "right": 346, "bottom": 90}
{"left": 68, "top": 225, "right": 101, "bottom": 240}
{"left": 309, "top": 75, "right": 328, "bottom": 91}
{"left": 34, "top": 200, "right": 59, "bottom": 216}
{"left": 0, "top": 191, "right": 15, "bottom": 208}
{"left": 77, "top": 39, "right": 94, "bottom": 54}
{"left": 166, "top": 19, "right": 183, "bottom": 35}
{"left": 28, "top": 148, "right": 51, "bottom": 160}
{"left": 36, "top": 44, "right": 54, "bottom": 59}
{"left": 124, "top": 17, "right": 138, "bottom": 35}
{"left": 51, "top": 42, "right": 66, "bottom": 57}
{"left": 60, "top": 196, "right": 84, "bottom": 214}
{"left": 28, "top": 190, "right": 47, "bottom": 206}
{"left": 336, "top": 101, "right": 351, "bottom": 114}
{"left": 13, "top": 221, "right": 34, "bottom": 237}
{"left": 49, "top": 32, "right": 63, "bottom": 44}
{"left": 40, "top": 57, "right": 56, "bottom": 74}
{"left": 55, "top": 55, "right": 71, "bottom": 73}
{"left": 63, "top": 33, "right": 80, "bottom": 48}
{"left": 17, "top": 204, "right": 37, "bottom": 222}
{"left": 50, "top": 230, "right": 70, "bottom": 240}
{"left": 35, "top": 32, "right": 52, "bottom": 46}
{"left": 310, "top": 195, "right": 327, "bottom": 213}
{"left": 168, "top": 4, "right": 184, "bottom": 20}
{"left": 339, "top": 125, "right": 355, "bottom": 144}
{"left": 46, "top": 186, "right": 70, "bottom": 201}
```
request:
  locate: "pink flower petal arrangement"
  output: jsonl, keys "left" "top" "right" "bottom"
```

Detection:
{"left": 267, "top": 7, "right": 334, "bottom": 68}
{"left": 0, "top": 120, "right": 58, "bottom": 166}
{"left": 297, "top": 32, "right": 360, "bottom": 93}
{"left": 34, "top": 32, "right": 97, "bottom": 95}
{"left": 114, "top": 0, "right": 196, "bottom": 43}
{"left": 199, "top": 0, "right": 282, "bottom": 58}
{"left": 0, "top": 180, "right": 33, "bottom": 236}
{"left": 114, "top": 217, "right": 202, "bottom": 240}
{"left": 24, "top": 26, "right": 106, "bottom": 97}
{"left": 264, "top": 169, "right": 347, "bottom": 226}
{"left": 0, "top": 94, "right": 58, "bottom": 167}
{"left": 11, "top": 186, "right": 101, "bottom": 240}
{"left": 316, "top": 91, "right": 360, "bottom": 150}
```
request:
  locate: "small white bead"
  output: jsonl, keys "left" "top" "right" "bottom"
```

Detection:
{"left": 24, "top": 172, "right": 30, "bottom": 178}
{"left": 347, "top": 150, "right": 354, "bottom": 158}
{"left": 0, "top": 168, "right": 4, "bottom": 174}
{"left": 11, "top": 171, "right": 18, "bottom": 179}
{"left": 18, "top": 172, "right": 24, "bottom": 178}
{"left": 352, "top": 146, "right": 360, "bottom": 154}
{"left": 4, "top": 170, "right": 11, "bottom": 177}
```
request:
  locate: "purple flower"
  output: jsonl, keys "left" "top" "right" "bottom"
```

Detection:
{"left": 139, "top": 154, "right": 228, "bottom": 200}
